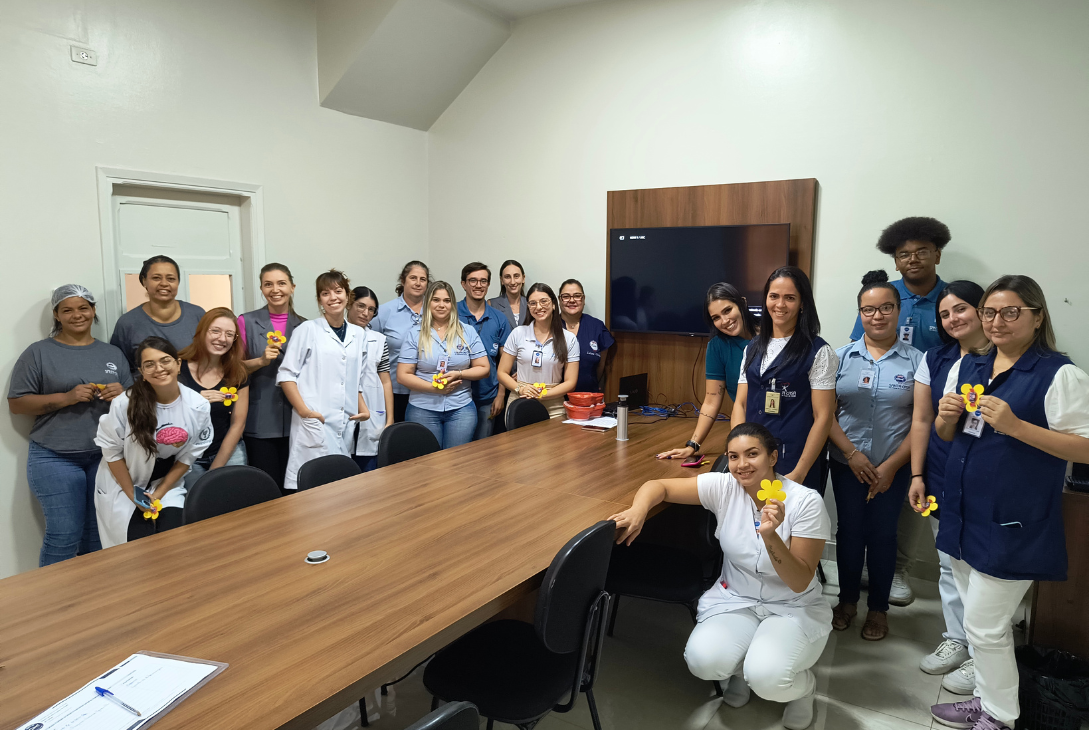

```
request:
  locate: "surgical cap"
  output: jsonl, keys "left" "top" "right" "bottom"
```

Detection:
{"left": 51, "top": 284, "right": 97, "bottom": 310}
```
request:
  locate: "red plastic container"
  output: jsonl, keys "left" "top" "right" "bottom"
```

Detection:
{"left": 567, "top": 392, "right": 605, "bottom": 407}
{"left": 564, "top": 401, "right": 606, "bottom": 420}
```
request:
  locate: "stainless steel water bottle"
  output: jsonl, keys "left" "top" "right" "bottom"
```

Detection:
{"left": 616, "top": 394, "right": 629, "bottom": 442}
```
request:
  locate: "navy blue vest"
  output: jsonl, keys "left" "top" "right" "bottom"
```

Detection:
{"left": 241, "top": 307, "right": 305, "bottom": 439}
{"left": 936, "top": 347, "right": 1072, "bottom": 581}
{"left": 745, "top": 336, "right": 828, "bottom": 489}
{"left": 923, "top": 341, "right": 963, "bottom": 508}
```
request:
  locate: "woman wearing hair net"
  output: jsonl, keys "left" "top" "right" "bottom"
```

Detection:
{"left": 7, "top": 285, "right": 132, "bottom": 566}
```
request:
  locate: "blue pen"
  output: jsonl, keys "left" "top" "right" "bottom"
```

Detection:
{"left": 94, "top": 686, "right": 142, "bottom": 717}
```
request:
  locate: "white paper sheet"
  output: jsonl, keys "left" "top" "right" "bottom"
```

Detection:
{"left": 17, "top": 653, "right": 218, "bottom": 730}
{"left": 562, "top": 416, "right": 618, "bottom": 429}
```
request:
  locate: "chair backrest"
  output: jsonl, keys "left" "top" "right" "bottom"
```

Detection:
{"left": 404, "top": 701, "right": 479, "bottom": 730}
{"left": 297, "top": 454, "right": 361, "bottom": 491}
{"left": 183, "top": 465, "right": 281, "bottom": 524}
{"left": 506, "top": 398, "right": 549, "bottom": 430}
{"left": 710, "top": 453, "right": 729, "bottom": 473}
{"left": 534, "top": 520, "right": 615, "bottom": 654}
{"left": 377, "top": 422, "right": 441, "bottom": 467}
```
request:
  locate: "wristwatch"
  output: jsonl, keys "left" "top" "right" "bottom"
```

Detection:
{"left": 686, "top": 440, "right": 701, "bottom": 452}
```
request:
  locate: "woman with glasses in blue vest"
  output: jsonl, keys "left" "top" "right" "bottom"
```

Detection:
{"left": 929, "top": 276, "right": 1089, "bottom": 730}
{"left": 731, "top": 267, "right": 837, "bottom": 490}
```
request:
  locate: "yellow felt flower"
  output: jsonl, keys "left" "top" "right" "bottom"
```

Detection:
{"left": 960, "top": 383, "right": 984, "bottom": 412}
{"left": 534, "top": 382, "right": 549, "bottom": 396}
{"left": 266, "top": 330, "right": 287, "bottom": 347}
{"left": 143, "top": 499, "right": 163, "bottom": 521}
{"left": 757, "top": 479, "right": 786, "bottom": 502}
{"left": 432, "top": 373, "right": 447, "bottom": 390}
{"left": 920, "top": 495, "right": 938, "bottom": 517}
{"left": 219, "top": 386, "right": 239, "bottom": 406}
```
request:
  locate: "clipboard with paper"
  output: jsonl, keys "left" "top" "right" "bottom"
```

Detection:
{"left": 14, "top": 651, "right": 227, "bottom": 730}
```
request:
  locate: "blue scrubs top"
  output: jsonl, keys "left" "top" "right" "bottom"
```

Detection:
{"left": 457, "top": 299, "right": 512, "bottom": 404}
{"left": 399, "top": 325, "right": 486, "bottom": 412}
{"left": 374, "top": 296, "right": 423, "bottom": 395}
{"left": 831, "top": 338, "right": 922, "bottom": 465}
{"left": 850, "top": 277, "right": 946, "bottom": 353}
{"left": 564, "top": 314, "right": 614, "bottom": 393}
{"left": 706, "top": 333, "right": 748, "bottom": 401}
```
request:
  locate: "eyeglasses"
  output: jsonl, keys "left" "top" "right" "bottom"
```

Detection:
{"left": 978, "top": 306, "right": 1039, "bottom": 322}
{"left": 859, "top": 303, "right": 896, "bottom": 317}
{"left": 208, "top": 328, "right": 237, "bottom": 340}
{"left": 559, "top": 294, "right": 584, "bottom": 302}
{"left": 895, "top": 248, "right": 934, "bottom": 263}
{"left": 356, "top": 305, "right": 378, "bottom": 316}
{"left": 527, "top": 300, "right": 552, "bottom": 311}
{"left": 465, "top": 278, "right": 489, "bottom": 287}
{"left": 140, "top": 356, "right": 176, "bottom": 373}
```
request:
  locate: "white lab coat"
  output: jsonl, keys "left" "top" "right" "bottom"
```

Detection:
{"left": 93, "top": 389, "right": 213, "bottom": 548}
{"left": 276, "top": 317, "right": 368, "bottom": 490}
{"left": 354, "top": 327, "right": 388, "bottom": 458}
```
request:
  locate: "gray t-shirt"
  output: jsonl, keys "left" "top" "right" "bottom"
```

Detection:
{"left": 8, "top": 339, "right": 134, "bottom": 452}
{"left": 110, "top": 301, "right": 206, "bottom": 372}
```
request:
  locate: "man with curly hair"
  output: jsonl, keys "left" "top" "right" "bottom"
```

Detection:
{"left": 849, "top": 216, "right": 951, "bottom": 354}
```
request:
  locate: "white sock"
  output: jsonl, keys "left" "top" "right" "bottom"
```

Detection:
{"left": 722, "top": 675, "right": 751, "bottom": 708}
{"left": 782, "top": 692, "right": 815, "bottom": 730}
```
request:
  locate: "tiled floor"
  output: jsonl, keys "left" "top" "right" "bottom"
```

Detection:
{"left": 335, "top": 564, "right": 1005, "bottom": 730}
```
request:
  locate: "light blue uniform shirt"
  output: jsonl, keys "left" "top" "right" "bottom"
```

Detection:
{"left": 849, "top": 277, "right": 946, "bottom": 353}
{"left": 374, "top": 296, "right": 423, "bottom": 395}
{"left": 399, "top": 325, "right": 486, "bottom": 412}
{"left": 831, "top": 338, "right": 922, "bottom": 465}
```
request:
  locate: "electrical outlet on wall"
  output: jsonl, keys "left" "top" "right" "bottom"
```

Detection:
{"left": 70, "top": 46, "right": 97, "bottom": 66}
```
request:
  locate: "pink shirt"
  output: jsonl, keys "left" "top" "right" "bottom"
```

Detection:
{"left": 238, "top": 311, "right": 290, "bottom": 348}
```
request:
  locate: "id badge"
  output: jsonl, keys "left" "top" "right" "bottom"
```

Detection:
{"left": 899, "top": 325, "right": 914, "bottom": 345}
{"left": 764, "top": 390, "right": 781, "bottom": 415}
{"left": 531, "top": 350, "right": 544, "bottom": 368}
{"left": 963, "top": 410, "right": 984, "bottom": 438}
{"left": 437, "top": 358, "right": 448, "bottom": 373}
{"left": 857, "top": 368, "right": 876, "bottom": 389}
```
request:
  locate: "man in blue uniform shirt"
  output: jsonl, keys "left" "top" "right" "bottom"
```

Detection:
{"left": 457, "top": 262, "right": 512, "bottom": 440}
{"left": 850, "top": 216, "right": 951, "bottom": 354}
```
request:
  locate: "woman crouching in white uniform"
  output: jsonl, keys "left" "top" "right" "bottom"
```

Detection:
{"left": 610, "top": 422, "right": 832, "bottom": 730}
{"left": 94, "top": 336, "right": 212, "bottom": 547}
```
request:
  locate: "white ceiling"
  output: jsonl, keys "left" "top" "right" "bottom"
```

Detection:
{"left": 460, "top": 0, "right": 602, "bottom": 21}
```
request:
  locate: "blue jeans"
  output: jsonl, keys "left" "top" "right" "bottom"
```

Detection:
{"left": 183, "top": 442, "right": 248, "bottom": 494}
{"left": 26, "top": 442, "right": 102, "bottom": 567}
{"left": 406, "top": 402, "right": 477, "bottom": 450}
{"left": 830, "top": 459, "right": 912, "bottom": 612}
{"left": 472, "top": 402, "right": 495, "bottom": 441}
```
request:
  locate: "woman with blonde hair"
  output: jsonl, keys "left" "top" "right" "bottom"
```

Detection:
{"left": 397, "top": 281, "right": 490, "bottom": 449}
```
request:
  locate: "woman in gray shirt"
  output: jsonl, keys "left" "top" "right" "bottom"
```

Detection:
{"left": 8, "top": 285, "right": 132, "bottom": 566}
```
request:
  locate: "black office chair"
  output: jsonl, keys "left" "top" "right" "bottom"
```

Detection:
{"left": 297, "top": 454, "right": 361, "bottom": 491}
{"left": 376, "top": 422, "right": 441, "bottom": 467}
{"left": 423, "top": 520, "right": 615, "bottom": 730}
{"left": 183, "top": 465, "right": 280, "bottom": 524}
{"left": 405, "top": 701, "right": 479, "bottom": 730}
{"left": 506, "top": 398, "right": 549, "bottom": 430}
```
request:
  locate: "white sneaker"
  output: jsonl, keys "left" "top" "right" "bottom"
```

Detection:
{"left": 888, "top": 569, "right": 915, "bottom": 607}
{"left": 721, "top": 675, "right": 751, "bottom": 708}
{"left": 921, "top": 640, "right": 970, "bottom": 675}
{"left": 782, "top": 692, "right": 815, "bottom": 730}
{"left": 942, "top": 658, "right": 977, "bottom": 695}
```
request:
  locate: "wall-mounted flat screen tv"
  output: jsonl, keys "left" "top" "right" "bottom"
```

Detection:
{"left": 609, "top": 223, "right": 791, "bottom": 336}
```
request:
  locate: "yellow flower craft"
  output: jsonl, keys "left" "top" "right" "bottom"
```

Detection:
{"left": 143, "top": 499, "right": 163, "bottom": 521}
{"left": 533, "top": 382, "right": 549, "bottom": 396}
{"left": 220, "top": 386, "right": 239, "bottom": 406}
{"left": 920, "top": 495, "right": 939, "bottom": 517}
{"left": 432, "top": 373, "right": 447, "bottom": 390}
{"left": 961, "top": 383, "right": 985, "bottom": 412}
{"left": 267, "top": 330, "right": 287, "bottom": 347}
{"left": 757, "top": 479, "right": 786, "bottom": 502}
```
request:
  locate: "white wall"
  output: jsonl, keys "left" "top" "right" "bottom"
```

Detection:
{"left": 0, "top": 0, "right": 429, "bottom": 577}
{"left": 428, "top": 0, "right": 1089, "bottom": 365}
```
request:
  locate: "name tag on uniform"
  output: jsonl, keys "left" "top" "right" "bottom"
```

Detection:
{"left": 765, "top": 390, "right": 781, "bottom": 415}
{"left": 857, "top": 368, "right": 875, "bottom": 389}
{"left": 531, "top": 350, "right": 543, "bottom": 368}
{"left": 899, "top": 325, "right": 914, "bottom": 345}
{"left": 437, "top": 358, "right": 448, "bottom": 373}
{"left": 963, "top": 410, "right": 984, "bottom": 438}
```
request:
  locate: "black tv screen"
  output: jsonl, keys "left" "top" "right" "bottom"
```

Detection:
{"left": 609, "top": 224, "right": 790, "bottom": 336}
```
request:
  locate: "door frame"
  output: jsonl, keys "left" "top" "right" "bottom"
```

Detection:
{"left": 96, "top": 166, "right": 266, "bottom": 331}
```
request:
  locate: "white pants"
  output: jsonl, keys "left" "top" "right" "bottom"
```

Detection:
{"left": 684, "top": 606, "right": 828, "bottom": 703}
{"left": 951, "top": 558, "right": 1031, "bottom": 725}
{"left": 932, "top": 518, "right": 970, "bottom": 650}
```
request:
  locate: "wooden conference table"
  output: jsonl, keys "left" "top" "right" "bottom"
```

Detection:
{"left": 0, "top": 415, "right": 711, "bottom": 730}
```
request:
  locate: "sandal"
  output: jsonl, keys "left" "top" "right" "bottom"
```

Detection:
{"left": 831, "top": 603, "right": 857, "bottom": 631}
{"left": 861, "top": 611, "right": 889, "bottom": 641}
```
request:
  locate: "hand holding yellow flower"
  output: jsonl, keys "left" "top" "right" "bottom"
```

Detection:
{"left": 534, "top": 382, "right": 548, "bottom": 396}
{"left": 143, "top": 499, "right": 163, "bottom": 521}
{"left": 220, "top": 386, "right": 238, "bottom": 405}
{"left": 432, "top": 373, "right": 447, "bottom": 390}
{"left": 919, "top": 495, "right": 938, "bottom": 517}
{"left": 961, "top": 383, "right": 984, "bottom": 412}
{"left": 267, "top": 330, "right": 287, "bottom": 347}
{"left": 757, "top": 479, "right": 786, "bottom": 502}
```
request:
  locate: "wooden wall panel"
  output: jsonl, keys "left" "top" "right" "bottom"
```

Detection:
{"left": 604, "top": 179, "right": 818, "bottom": 405}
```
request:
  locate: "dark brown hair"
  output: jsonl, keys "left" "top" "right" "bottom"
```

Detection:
{"left": 726, "top": 421, "right": 779, "bottom": 456}
{"left": 524, "top": 283, "right": 568, "bottom": 366}
{"left": 177, "top": 308, "right": 248, "bottom": 388}
{"left": 128, "top": 336, "right": 179, "bottom": 458}
{"left": 315, "top": 269, "right": 353, "bottom": 306}
{"left": 395, "top": 261, "right": 430, "bottom": 297}
{"left": 260, "top": 262, "right": 299, "bottom": 317}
